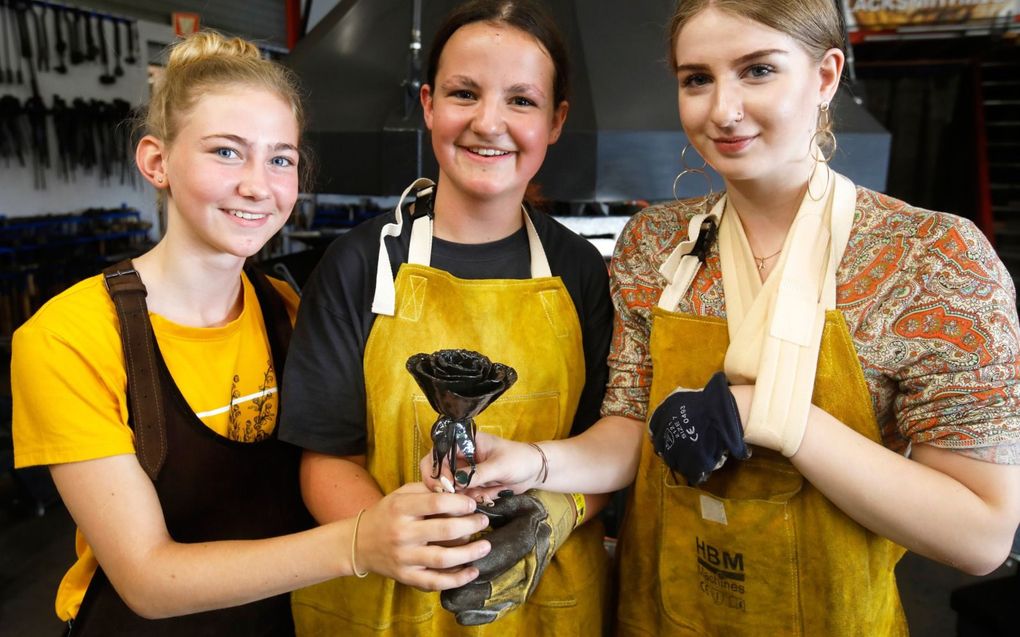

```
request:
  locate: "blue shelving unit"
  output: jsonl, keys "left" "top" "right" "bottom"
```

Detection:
{"left": 0, "top": 207, "right": 152, "bottom": 339}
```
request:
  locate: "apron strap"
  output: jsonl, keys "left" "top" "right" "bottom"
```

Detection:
{"left": 408, "top": 206, "right": 551, "bottom": 277}
{"left": 374, "top": 182, "right": 553, "bottom": 316}
{"left": 525, "top": 212, "right": 553, "bottom": 278}
{"left": 103, "top": 260, "right": 166, "bottom": 482}
{"left": 371, "top": 178, "right": 435, "bottom": 316}
{"left": 656, "top": 200, "right": 725, "bottom": 311}
{"left": 244, "top": 264, "right": 292, "bottom": 395}
{"left": 407, "top": 214, "right": 433, "bottom": 266}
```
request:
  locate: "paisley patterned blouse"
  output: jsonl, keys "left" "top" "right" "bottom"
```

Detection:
{"left": 602, "top": 187, "right": 1020, "bottom": 464}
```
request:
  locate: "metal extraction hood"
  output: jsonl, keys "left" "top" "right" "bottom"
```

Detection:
{"left": 285, "top": 0, "right": 890, "bottom": 201}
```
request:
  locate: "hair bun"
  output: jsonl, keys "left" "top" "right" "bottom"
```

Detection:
{"left": 140, "top": 28, "right": 311, "bottom": 192}
{"left": 166, "top": 31, "right": 262, "bottom": 71}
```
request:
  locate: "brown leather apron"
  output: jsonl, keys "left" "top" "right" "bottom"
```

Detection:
{"left": 67, "top": 262, "right": 313, "bottom": 637}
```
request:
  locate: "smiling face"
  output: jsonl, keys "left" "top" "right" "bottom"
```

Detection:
{"left": 673, "top": 7, "right": 841, "bottom": 190}
{"left": 160, "top": 86, "right": 299, "bottom": 259}
{"left": 421, "top": 21, "right": 568, "bottom": 211}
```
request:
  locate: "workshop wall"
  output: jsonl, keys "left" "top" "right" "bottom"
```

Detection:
{"left": 0, "top": 5, "right": 176, "bottom": 231}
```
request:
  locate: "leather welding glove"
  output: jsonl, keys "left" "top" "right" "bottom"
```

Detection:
{"left": 648, "top": 371, "right": 750, "bottom": 486}
{"left": 440, "top": 489, "right": 578, "bottom": 626}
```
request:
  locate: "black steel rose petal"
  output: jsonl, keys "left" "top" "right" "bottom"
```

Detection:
{"left": 407, "top": 349, "right": 518, "bottom": 489}
{"left": 406, "top": 349, "right": 517, "bottom": 420}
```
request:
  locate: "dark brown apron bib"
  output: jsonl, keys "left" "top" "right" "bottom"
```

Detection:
{"left": 67, "top": 262, "right": 312, "bottom": 637}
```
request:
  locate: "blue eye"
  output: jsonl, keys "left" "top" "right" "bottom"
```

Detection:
{"left": 215, "top": 147, "right": 239, "bottom": 159}
{"left": 746, "top": 64, "right": 775, "bottom": 79}
{"left": 271, "top": 156, "right": 296, "bottom": 168}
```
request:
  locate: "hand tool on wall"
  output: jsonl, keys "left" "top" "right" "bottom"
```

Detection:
{"left": 52, "top": 4, "right": 66, "bottom": 73}
{"left": 30, "top": 4, "right": 48, "bottom": 72}
{"left": 84, "top": 12, "right": 97, "bottom": 61}
{"left": 113, "top": 18, "right": 122, "bottom": 76}
{"left": 4, "top": 0, "right": 23, "bottom": 84}
{"left": 0, "top": 94, "right": 25, "bottom": 166}
{"left": 70, "top": 98, "right": 96, "bottom": 173}
{"left": 68, "top": 8, "right": 82, "bottom": 65}
{"left": 50, "top": 94, "right": 71, "bottom": 180}
{"left": 124, "top": 20, "right": 137, "bottom": 65}
{"left": 12, "top": 0, "right": 30, "bottom": 86}
{"left": 0, "top": 95, "right": 13, "bottom": 158}
{"left": 0, "top": 0, "right": 8, "bottom": 84}
{"left": 12, "top": 8, "right": 21, "bottom": 84}
{"left": 3, "top": 0, "right": 23, "bottom": 84}
{"left": 24, "top": 94, "right": 49, "bottom": 188}
{"left": 110, "top": 98, "right": 132, "bottom": 184}
{"left": 13, "top": 1, "right": 38, "bottom": 95}
{"left": 94, "top": 100, "right": 112, "bottom": 181}
{"left": 97, "top": 15, "right": 113, "bottom": 84}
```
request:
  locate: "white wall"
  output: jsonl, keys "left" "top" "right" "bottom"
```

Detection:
{"left": 0, "top": 16, "right": 174, "bottom": 235}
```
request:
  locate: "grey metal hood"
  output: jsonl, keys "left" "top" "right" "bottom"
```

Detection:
{"left": 285, "top": 0, "right": 890, "bottom": 200}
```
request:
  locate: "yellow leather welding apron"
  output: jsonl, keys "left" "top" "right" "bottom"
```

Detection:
{"left": 615, "top": 305, "right": 909, "bottom": 636}
{"left": 292, "top": 180, "right": 608, "bottom": 636}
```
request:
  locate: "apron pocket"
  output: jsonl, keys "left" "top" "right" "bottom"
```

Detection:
{"left": 657, "top": 459, "right": 804, "bottom": 635}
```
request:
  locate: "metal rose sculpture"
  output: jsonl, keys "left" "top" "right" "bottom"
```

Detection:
{"left": 407, "top": 349, "right": 517, "bottom": 490}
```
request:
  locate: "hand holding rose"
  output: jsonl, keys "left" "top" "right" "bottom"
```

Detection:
{"left": 407, "top": 349, "right": 517, "bottom": 490}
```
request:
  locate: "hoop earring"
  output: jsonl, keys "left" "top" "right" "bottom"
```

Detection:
{"left": 807, "top": 159, "right": 832, "bottom": 202}
{"left": 810, "top": 102, "right": 837, "bottom": 163}
{"left": 807, "top": 102, "right": 836, "bottom": 201}
{"left": 672, "top": 143, "right": 713, "bottom": 201}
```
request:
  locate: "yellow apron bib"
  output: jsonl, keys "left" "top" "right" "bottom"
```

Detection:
{"left": 615, "top": 307, "right": 908, "bottom": 636}
{"left": 293, "top": 181, "right": 608, "bottom": 636}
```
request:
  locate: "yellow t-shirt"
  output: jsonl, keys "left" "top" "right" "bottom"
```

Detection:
{"left": 11, "top": 271, "right": 299, "bottom": 620}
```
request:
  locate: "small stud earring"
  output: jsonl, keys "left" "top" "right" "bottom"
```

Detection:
{"left": 156, "top": 175, "right": 164, "bottom": 183}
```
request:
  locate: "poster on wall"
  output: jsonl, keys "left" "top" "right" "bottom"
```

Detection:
{"left": 845, "top": 0, "right": 1017, "bottom": 29}
{"left": 173, "top": 12, "right": 201, "bottom": 38}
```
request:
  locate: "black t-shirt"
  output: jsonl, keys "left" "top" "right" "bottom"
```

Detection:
{"left": 278, "top": 204, "right": 613, "bottom": 456}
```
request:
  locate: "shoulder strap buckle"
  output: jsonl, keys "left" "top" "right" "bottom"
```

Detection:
{"left": 409, "top": 183, "right": 436, "bottom": 220}
{"left": 103, "top": 263, "right": 147, "bottom": 296}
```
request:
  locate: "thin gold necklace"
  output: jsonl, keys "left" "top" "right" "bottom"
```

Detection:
{"left": 752, "top": 248, "right": 783, "bottom": 272}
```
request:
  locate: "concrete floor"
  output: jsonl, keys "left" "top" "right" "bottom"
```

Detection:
{"left": 0, "top": 468, "right": 1015, "bottom": 636}
{"left": 1, "top": 473, "right": 70, "bottom": 636}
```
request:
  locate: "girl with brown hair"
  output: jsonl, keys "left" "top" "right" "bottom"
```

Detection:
{"left": 278, "top": 0, "right": 614, "bottom": 634}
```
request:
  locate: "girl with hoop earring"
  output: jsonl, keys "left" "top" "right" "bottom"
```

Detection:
{"left": 443, "top": 0, "right": 1020, "bottom": 634}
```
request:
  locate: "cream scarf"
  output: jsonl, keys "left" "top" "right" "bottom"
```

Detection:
{"left": 657, "top": 164, "right": 856, "bottom": 456}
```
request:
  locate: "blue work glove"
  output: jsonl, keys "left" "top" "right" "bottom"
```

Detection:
{"left": 648, "top": 371, "right": 750, "bottom": 486}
